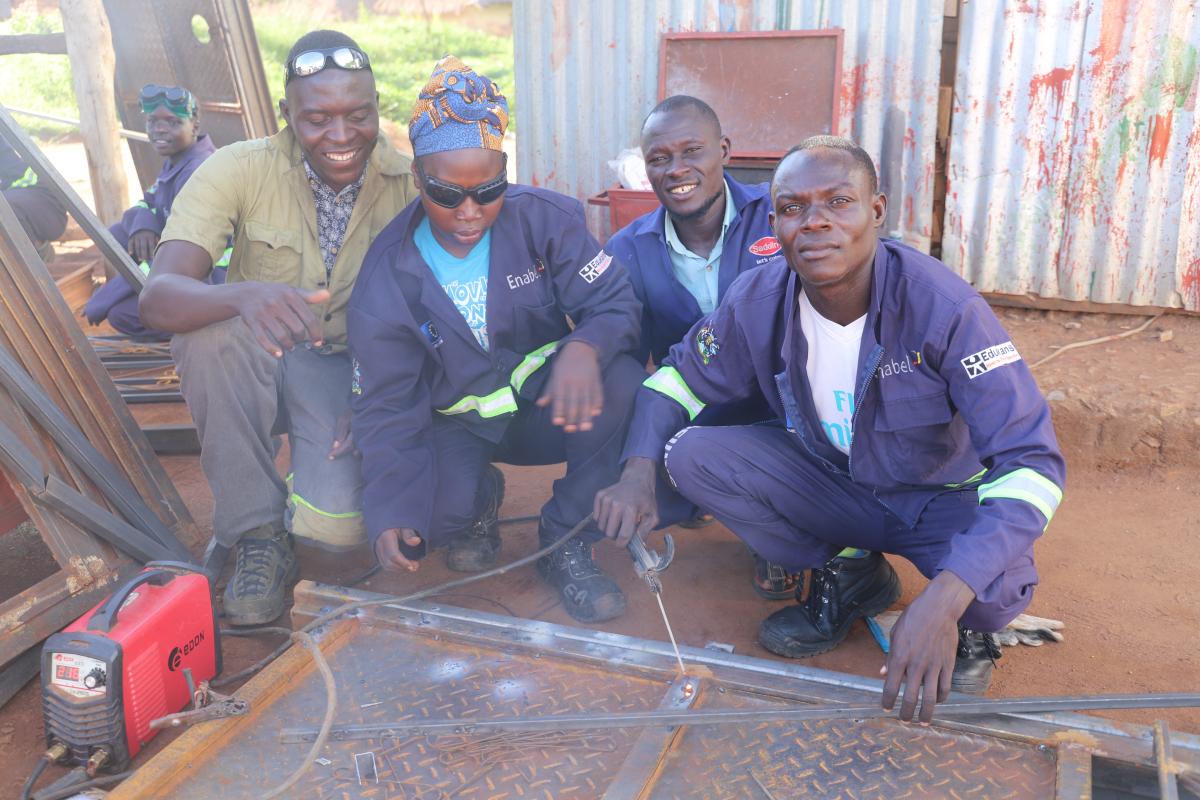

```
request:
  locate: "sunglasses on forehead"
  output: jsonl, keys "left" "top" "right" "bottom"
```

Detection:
{"left": 416, "top": 154, "right": 508, "bottom": 209}
{"left": 285, "top": 46, "right": 372, "bottom": 85}
{"left": 139, "top": 84, "right": 196, "bottom": 116}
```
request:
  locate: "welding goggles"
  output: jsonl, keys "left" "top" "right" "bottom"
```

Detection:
{"left": 416, "top": 154, "right": 508, "bottom": 209}
{"left": 139, "top": 85, "right": 197, "bottom": 118}
{"left": 285, "top": 46, "right": 372, "bottom": 85}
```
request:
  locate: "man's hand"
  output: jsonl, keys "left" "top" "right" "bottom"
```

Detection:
{"left": 537, "top": 340, "right": 602, "bottom": 432}
{"left": 881, "top": 570, "right": 976, "bottom": 723}
{"left": 374, "top": 528, "right": 423, "bottom": 572}
{"left": 232, "top": 284, "right": 330, "bottom": 357}
{"left": 595, "top": 457, "right": 658, "bottom": 546}
{"left": 127, "top": 230, "right": 160, "bottom": 264}
{"left": 328, "top": 409, "right": 355, "bottom": 460}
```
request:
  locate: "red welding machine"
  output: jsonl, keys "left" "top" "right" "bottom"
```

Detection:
{"left": 41, "top": 562, "right": 220, "bottom": 772}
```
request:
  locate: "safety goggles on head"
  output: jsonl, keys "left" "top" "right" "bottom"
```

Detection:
{"left": 286, "top": 47, "right": 372, "bottom": 85}
{"left": 416, "top": 154, "right": 508, "bottom": 209}
{"left": 139, "top": 84, "right": 196, "bottom": 117}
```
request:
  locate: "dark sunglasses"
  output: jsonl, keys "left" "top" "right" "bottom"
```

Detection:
{"left": 286, "top": 47, "right": 371, "bottom": 85}
{"left": 139, "top": 84, "right": 195, "bottom": 116}
{"left": 417, "top": 154, "right": 508, "bottom": 209}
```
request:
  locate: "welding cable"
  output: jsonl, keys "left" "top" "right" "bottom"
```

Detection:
{"left": 249, "top": 515, "right": 594, "bottom": 797}
{"left": 262, "top": 631, "right": 336, "bottom": 800}
{"left": 19, "top": 756, "right": 48, "bottom": 800}
{"left": 343, "top": 514, "right": 544, "bottom": 587}
{"left": 29, "top": 770, "right": 134, "bottom": 800}
{"left": 213, "top": 514, "right": 593, "bottom": 689}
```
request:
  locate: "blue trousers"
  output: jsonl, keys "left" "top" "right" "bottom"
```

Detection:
{"left": 664, "top": 423, "right": 1036, "bottom": 632}
{"left": 420, "top": 354, "right": 646, "bottom": 553}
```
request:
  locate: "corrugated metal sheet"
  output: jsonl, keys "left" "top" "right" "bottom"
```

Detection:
{"left": 512, "top": 0, "right": 943, "bottom": 247}
{"left": 943, "top": 0, "right": 1200, "bottom": 311}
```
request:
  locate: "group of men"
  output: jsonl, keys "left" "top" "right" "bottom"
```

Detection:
{"left": 132, "top": 29, "right": 1065, "bottom": 722}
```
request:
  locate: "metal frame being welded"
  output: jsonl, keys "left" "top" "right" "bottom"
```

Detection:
{"left": 115, "top": 581, "right": 1200, "bottom": 799}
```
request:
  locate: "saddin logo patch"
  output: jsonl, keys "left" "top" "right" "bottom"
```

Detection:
{"left": 961, "top": 341, "right": 1021, "bottom": 379}
{"left": 579, "top": 251, "right": 612, "bottom": 283}
{"left": 748, "top": 236, "right": 781, "bottom": 256}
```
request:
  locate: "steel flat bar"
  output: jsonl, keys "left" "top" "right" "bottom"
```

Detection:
{"left": 0, "top": 343, "right": 189, "bottom": 559}
{"left": 0, "top": 104, "right": 145, "bottom": 289}
{"left": 280, "top": 693, "right": 1200, "bottom": 743}
{"left": 1155, "top": 721, "right": 1180, "bottom": 800}
{"left": 1054, "top": 743, "right": 1093, "bottom": 800}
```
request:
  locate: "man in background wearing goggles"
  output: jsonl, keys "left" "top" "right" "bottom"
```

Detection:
{"left": 139, "top": 31, "right": 417, "bottom": 626}
{"left": 348, "top": 56, "right": 645, "bottom": 625}
{"left": 85, "top": 84, "right": 227, "bottom": 339}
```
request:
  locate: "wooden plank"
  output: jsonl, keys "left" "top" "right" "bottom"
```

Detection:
{"left": 0, "top": 33, "right": 68, "bottom": 55}
{"left": 54, "top": 263, "right": 94, "bottom": 314}
{"left": 58, "top": 0, "right": 129, "bottom": 226}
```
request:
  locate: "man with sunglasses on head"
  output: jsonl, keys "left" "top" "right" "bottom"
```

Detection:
{"left": 85, "top": 85, "right": 228, "bottom": 339}
{"left": 348, "top": 56, "right": 645, "bottom": 624}
{"left": 139, "top": 30, "right": 416, "bottom": 625}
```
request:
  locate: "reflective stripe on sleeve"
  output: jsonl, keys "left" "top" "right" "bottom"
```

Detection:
{"left": 437, "top": 385, "right": 518, "bottom": 418}
{"left": 977, "top": 468, "right": 1063, "bottom": 523}
{"left": 10, "top": 167, "right": 38, "bottom": 188}
{"left": 510, "top": 340, "right": 558, "bottom": 394}
{"left": 214, "top": 246, "right": 233, "bottom": 268}
{"left": 644, "top": 366, "right": 706, "bottom": 420}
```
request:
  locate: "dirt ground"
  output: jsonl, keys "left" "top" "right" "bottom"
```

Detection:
{"left": 0, "top": 310, "right": 1197, "bottom": 798}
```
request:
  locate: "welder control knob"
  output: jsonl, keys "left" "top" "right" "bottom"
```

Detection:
{"left": 83, "top": 667, "right": 106, "bottom": 690}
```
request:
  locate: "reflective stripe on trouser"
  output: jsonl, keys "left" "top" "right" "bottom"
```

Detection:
{"left": 977, "top": 468, "right": 1062, "bottom": 526}
{"left": 11, "top": 167, "right": 37, "bottom": 188}
{"left": 644, "top": 366, "right": 705, "bottom": 420}
{"left": 286, "top": 473, "right": 365, "bottom": 552}
{"left": 172, "top": 317, "right": 365, "bottom": 548}
{"left": 436, "top": 340, "right": 560, "bottom": 419}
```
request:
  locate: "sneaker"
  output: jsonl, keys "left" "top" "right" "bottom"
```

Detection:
{"left": 222, "top": 525, "right": 299, "bottom": 626}
{"left": 758, "top": 552, "right": 901, "bottom": 658}
{"left": 537, "top": 536, "right": 626, "bottom": 623}
{"left": 951, "top": 626, "right": 1002, "bottom": 694}
{"left": 445, "top": 465, "right": 505, "bottom": 572}
{"left": 752, "top": 553, "right": 805, "bottom": 600}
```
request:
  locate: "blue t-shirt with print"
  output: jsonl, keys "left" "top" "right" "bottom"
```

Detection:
{"left": 414, "top": 217, "right": 491, "bottom": 350}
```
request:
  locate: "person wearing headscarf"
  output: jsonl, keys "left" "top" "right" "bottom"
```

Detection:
{"left": 349, "top": 56, "right": 645, "bottom": 623}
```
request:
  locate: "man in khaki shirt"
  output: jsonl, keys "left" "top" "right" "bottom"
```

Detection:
{"left": 140, "top": 30, "right": 417, "bottom": 624}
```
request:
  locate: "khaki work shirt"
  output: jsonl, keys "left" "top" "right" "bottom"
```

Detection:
{"left": 159, "top": 126, "right": 417, "bottom": 349}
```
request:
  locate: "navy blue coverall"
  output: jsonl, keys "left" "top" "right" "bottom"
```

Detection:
{"left": 85, "top": 134, "right": 225, "bottom": 337}
{"left": 349, "top": 185, "right": 644, "bottom": 552}
{"left": 623, "top": 239, "right": 1066, "bottom": 632}
{"left": 605, "top": 173, "right": 782, "bottom": 523}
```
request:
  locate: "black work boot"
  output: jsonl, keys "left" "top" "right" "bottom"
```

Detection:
{"left": 759, "top": 552, "right": 901, "bottom": 658}
{"left": 222, "top": 524, "right": 299, "bottom": 626}
{"left": 951, "top": 626, "right": 1002, "bottom": 693}
{"left": 537, "top": 536, "right": 627, "bottom": 623}
{"left": 446, "top": 465, "right": 506, "bottom": 572}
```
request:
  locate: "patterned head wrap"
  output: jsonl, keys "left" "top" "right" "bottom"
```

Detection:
{"left": 408, "top": 55, "right": 509, "bottom": 157}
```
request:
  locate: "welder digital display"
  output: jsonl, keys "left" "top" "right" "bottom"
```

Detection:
{"left": 55, "top": 665, "right": 80, "bottom": 682}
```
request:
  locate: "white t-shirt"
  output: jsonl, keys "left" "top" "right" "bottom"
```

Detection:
{"left": 798, "top": 290, "right": 866, "bottom": 454}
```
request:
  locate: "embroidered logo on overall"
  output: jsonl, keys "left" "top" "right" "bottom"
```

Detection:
{"left": 696, "top": 325, "right": 720, "bottom": 365}
{"left": 579, "top": 251, "right": 612, "bottom": 283}
{"left": 961, "top": 341, "right": 1020, "bottom": 379}
{"left": 351, "top": 358, "right": 363, "bottom": 395}
{"left": 420, "top": 320, "right": 443, "bottom": 347}
{"left": 748, "top": 236, "right": 782, "bottom": 257}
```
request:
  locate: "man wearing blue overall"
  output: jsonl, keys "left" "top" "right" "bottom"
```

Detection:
{"left": 598, "top": 137, "right": 1065, "bottom": 721}
{"left": 85, "top": 85, "right": 228, "bottom": 338}
{"left": 605, "top": 95, "right": 801, "bottom": 599}
{"left": 349, "top": 57, "right": 645, "bottom": 624}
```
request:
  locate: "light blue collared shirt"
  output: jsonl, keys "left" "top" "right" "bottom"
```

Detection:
{"left": 663, "top": 179, "right": 736, "bottom": 314}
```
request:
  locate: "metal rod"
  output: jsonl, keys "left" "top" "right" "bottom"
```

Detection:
{"left": 654, "top": 591, "right": 686, "bottom": 676}
{"left": 4, "top": 106, "right": 150, "bottom": 142}
{"left": 279, "top": 693, "right": 1200, "bottom": 744}
{"left": 1155, "top": 720, "right": 1180, "bottom": 800}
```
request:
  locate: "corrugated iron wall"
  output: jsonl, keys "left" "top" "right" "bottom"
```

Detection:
{"left": 943, "top": 0, "right": 1200, "bottom": 311}
{"left": 512, "top": 0, "right": 943, "bottom": 248}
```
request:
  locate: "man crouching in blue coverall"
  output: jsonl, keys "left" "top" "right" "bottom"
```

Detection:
{"left": 597, "top": 136, "right": 1066, "bottom": 720}
{"left": 348, "top": 57, "right": 646, "bottom": 623}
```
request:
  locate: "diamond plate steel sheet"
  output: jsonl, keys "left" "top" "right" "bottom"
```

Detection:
{"left": 649, "top": 689, "right": 1058, "bottom": 799}
{"left": 156, "top": 622, "right": 669, "bottom": 799}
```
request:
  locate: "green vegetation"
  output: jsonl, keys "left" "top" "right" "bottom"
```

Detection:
{"left": 0, "top": 8, "right": 514, "bottom": 139}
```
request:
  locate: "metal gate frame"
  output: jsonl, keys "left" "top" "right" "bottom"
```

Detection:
{"left": 115, "top": 580, "right": 1200, "bottom": 798}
